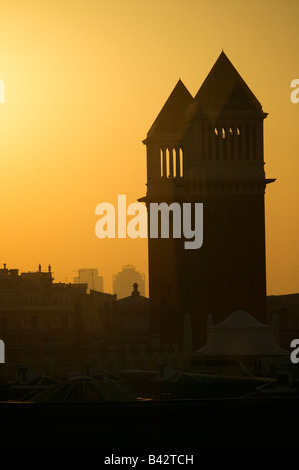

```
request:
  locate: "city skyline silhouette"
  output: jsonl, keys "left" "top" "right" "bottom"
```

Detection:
{"left": 0, "top": 1, "right": 298, "bottom": 297}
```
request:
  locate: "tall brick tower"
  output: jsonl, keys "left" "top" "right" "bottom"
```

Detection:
{"left": 141, "top": 52, "right": 275, "bottom": 348}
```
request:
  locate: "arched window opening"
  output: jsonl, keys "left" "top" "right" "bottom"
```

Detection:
{"left": 166, "top": 148, "right": 170, "bottom": 177}
{"left": 173, "top": 151, "right": 177, "bottom": 177}
{"left": 179, "top": 148, "right": 183, "bottom": 177}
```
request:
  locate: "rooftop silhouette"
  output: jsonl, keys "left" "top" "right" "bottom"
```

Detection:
{"left": 187, "top": 51, "right": 263, "bottom": 118}
{"left": 147, "top": 79, "right": 193, "bottom": 136}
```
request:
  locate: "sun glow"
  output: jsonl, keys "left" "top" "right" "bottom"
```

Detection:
{"left": 0, "top": 0, "right": 298, "bottom": 295}
{"left": 0, "top": 81, "right": 4, "bottom": 103}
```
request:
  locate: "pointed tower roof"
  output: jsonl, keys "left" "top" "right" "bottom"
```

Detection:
{"left": 147, "top": 79, "right": 193, "bottom": 136}
{"left": 186, "top": 52, "right": 263, "bottom": 121}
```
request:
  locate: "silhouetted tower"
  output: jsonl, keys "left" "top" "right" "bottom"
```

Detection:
{"left": 141, "top": 52, "right": 275, "bottom": 349}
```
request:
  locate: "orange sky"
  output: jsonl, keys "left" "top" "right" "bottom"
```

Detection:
{"left": 0, "top": 0, "right": 298, "bottom": 295}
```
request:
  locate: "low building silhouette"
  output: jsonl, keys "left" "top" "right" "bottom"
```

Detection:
{"left": 0, "top": 264, "right": 118, "bottom": 378}
{"left": 117, "top": 283, "right": 150, "bottom": 344}
{"left": 267, "top": 294, "right": 299, "bottom": 349}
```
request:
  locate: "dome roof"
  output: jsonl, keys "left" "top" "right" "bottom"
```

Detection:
{"left": 31, "top": 376, "right": 136, "bottom": 403}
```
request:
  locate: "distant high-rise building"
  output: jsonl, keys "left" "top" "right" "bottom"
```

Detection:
{"left": 73, "top": 268, "right": 103, "bottom": 293}
{"left": 113, "top": 265, "right": 145, "bottom": 299}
